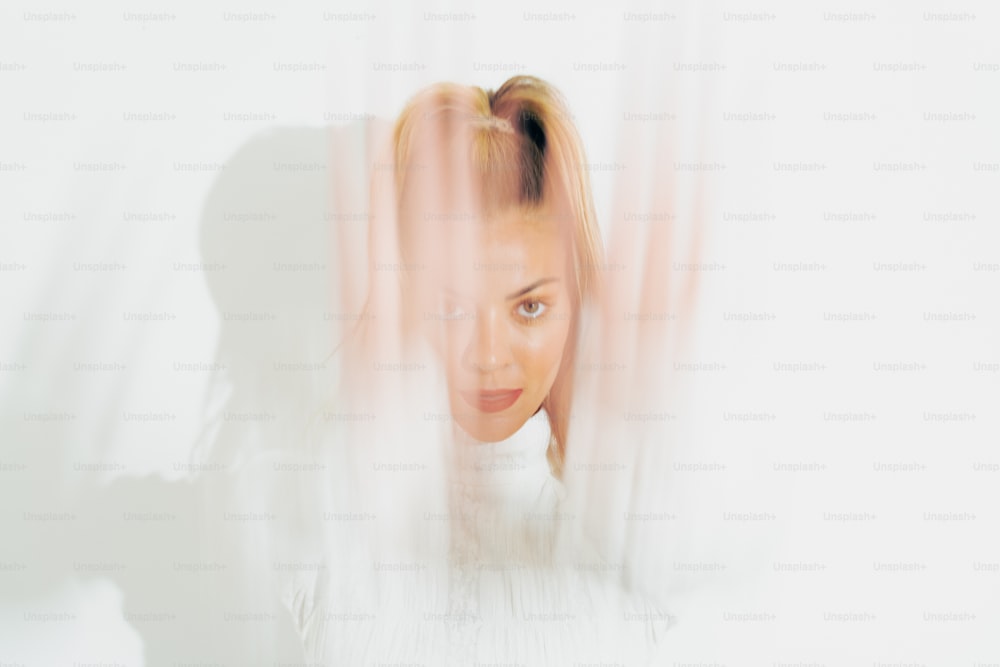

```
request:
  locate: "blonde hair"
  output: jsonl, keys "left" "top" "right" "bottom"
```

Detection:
{"left": 337, "top": 75, "right": 605, "bottom": 479}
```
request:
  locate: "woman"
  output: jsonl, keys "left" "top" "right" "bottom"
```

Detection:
{"left": 282, "top": 75, "right": 675, "bottom": 665}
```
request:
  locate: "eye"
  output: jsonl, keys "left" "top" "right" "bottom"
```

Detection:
{"left": 516, "top": 299, "right": 547, "bottom": 320}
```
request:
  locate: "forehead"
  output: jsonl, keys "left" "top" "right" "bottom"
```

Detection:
{"left": 425, "top": 208, "right": 569, "bottom": 292}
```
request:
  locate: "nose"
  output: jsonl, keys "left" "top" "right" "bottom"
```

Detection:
{"left": 460, "top": 306, "right": 514, "bottom": 373}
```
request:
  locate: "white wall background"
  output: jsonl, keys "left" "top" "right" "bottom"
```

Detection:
{"left": 1, "top": 0, "right": 998, "bottom": 665}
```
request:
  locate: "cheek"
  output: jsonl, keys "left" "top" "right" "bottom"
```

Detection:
{"left": 518, "top": 320, "right": 572, "bottom": 387}
{"left": 437, "top": 325, "right": 473, "bottom": 381}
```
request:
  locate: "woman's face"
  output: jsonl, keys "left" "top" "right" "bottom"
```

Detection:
{"left": 418, "top": 207, "right": 573, "bottom": 443}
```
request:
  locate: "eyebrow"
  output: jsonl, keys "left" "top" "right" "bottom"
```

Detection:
{"left": 506, "top": 277, "right": 559, "bottom": 300}
{"left": 441, "top": 277, "right": 560, "bottom": 301}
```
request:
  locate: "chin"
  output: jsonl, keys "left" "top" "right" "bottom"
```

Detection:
{"left": 450, "top": 403, "right": 527, "bottom": 443}
{"left": 460, "top": 416, "right": 518, "bottom": 443}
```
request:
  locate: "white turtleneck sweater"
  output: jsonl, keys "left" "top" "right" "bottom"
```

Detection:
{"left": 281, "top": 408, "right": 672, "bottom": 666}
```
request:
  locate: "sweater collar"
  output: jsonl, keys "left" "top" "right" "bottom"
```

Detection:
{"left": 447, "top": 408, "right": 552, "bottom": 486}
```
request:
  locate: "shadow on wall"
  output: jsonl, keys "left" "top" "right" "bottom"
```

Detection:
{"left": 1, "top": 120, "right": 386, "bottom": 666}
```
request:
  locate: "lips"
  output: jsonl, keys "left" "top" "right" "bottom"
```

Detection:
{"left": 459, "top": 388, "right": 523, "bottom": 414}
